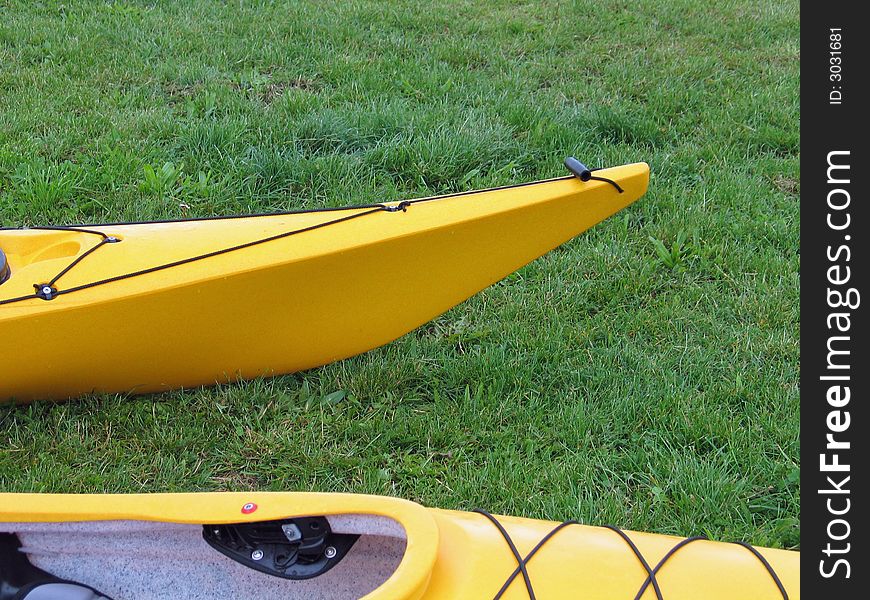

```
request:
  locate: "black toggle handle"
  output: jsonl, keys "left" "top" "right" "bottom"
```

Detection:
{"left": 564, "top": 157, "right": 592, "bottom": 181}
{"left": 563, "top": 156, "right": 624, "bottom": 193}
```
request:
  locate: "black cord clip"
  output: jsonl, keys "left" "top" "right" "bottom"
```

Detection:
{"left": 34, "top": 284, "right": 58, "bottom": 301}
{"left": 564, "top": 157, "right": 624, "bottom": 193}
{"left": 383, "top": 201, "right": 411, "bottom": 212}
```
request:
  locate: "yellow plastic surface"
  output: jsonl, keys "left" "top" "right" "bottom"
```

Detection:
{"left": 1, "top": 164, "right": 649, "bottom": 402}
{"left": 0, "top": 491, "right": 800, "bottom": 599}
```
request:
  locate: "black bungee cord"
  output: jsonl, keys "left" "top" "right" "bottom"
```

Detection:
{"left": 473, "top": 509, "right": 789, "bottom": 600}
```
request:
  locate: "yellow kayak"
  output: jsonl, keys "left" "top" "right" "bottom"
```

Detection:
{"left": 0, "top": 160, "right": 649, "bottom": 402}
{"left": 0, "top": 491, "right": 798, "bottom": 599}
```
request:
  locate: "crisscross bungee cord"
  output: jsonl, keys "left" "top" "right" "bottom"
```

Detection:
{"left": 472, "top": 509, "right": 789, "bottom": 600}
{"left": 0, "top": 158, "right": 623, "bottom": 306}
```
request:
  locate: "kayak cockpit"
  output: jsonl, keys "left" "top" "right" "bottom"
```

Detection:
{"left": 0, "top": 229, "right": 97, "bottom": 302}
{"left": 0, "top": 515, "right": 408, "bottom": 599}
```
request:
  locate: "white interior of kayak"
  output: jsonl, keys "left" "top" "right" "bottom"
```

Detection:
{"left": 0, "top": 515, "right": 407, "bottom": 600}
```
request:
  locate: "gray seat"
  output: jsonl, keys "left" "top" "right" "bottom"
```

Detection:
{"left": 17, "top": 583, "right": 110, "bottom": 600}
{"left": 1, "top": 534, "right": 112, "bottom": 600}
{"left": 0, "top": 248, "right": 9, "bottom": 285}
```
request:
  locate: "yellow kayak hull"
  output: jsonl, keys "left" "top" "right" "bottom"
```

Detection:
{"left": 0, "top": 163, "right": 649, "bottom": 402}
{"left": 0, "top": 491, "right": 799, "bottom": 599}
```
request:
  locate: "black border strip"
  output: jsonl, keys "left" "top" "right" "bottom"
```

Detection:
{"left": 802, "top": 7, "right": 867, "bottom": 598}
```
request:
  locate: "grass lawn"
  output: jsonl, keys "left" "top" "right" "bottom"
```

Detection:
{"left": 0, "top": 0, "right": 799, "bottom": 549}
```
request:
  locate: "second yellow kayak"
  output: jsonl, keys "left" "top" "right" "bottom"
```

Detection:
{"left": 0, "top": 490, "right": 798, "bottom": 599}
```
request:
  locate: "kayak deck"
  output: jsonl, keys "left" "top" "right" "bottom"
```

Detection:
{"left": 0, "top": 166, "right": 646, "bottom": 310}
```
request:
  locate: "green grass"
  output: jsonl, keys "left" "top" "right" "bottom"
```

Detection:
{"left": 0, "top": 0, "right": 798, "bottom": 549}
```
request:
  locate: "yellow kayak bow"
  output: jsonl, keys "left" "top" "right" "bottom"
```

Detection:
{"left": 0, "top": 160, "right": 648, "bottom": 401}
